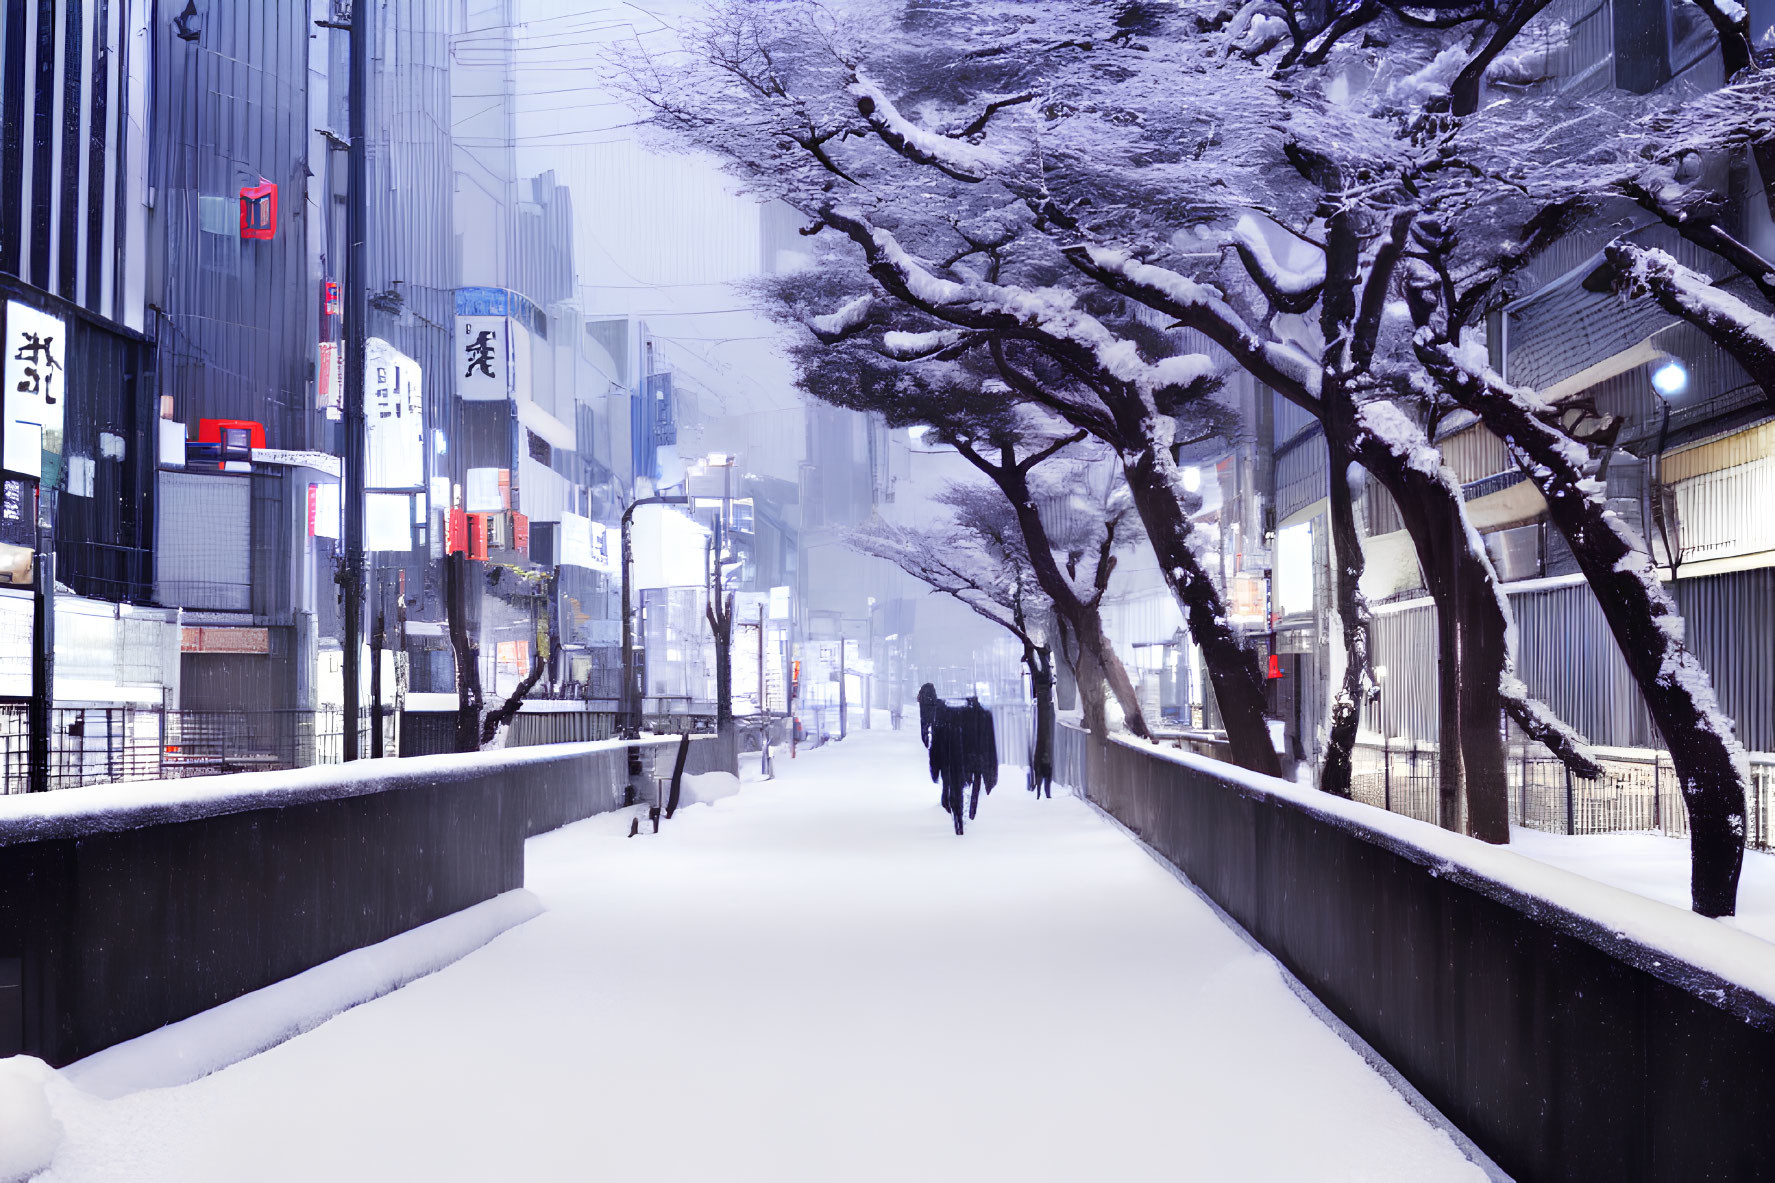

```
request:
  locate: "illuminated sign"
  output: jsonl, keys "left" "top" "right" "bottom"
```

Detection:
{"left": 239, "top": 180, "right": 277, "bottom": 240}
{"left": 365, "top": 338, "right": 423, "bottom": 489}
{"left": 3, "top": 301, "right": 64, "bottom": 479}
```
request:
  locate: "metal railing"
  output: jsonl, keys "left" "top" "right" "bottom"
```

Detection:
{"left": 1060, "top": 724, "right": 1775, "bottom": 850}
{"left": 1351, "top": 738, "right": 1775, "bottom": 849}
{"left": 0, "top": 706, "right": 400, "bottom": 793}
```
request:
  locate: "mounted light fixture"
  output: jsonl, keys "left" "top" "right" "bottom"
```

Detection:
{"left": 1651, "top": 358, "right": 1689, "bottom": 399}
{"left": 1181, "top": 465, "right": 1202, "bottom": 493}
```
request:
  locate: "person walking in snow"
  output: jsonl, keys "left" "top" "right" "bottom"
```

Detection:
{"left": 961, "top": 697, "right": 997, "bottom": 822}
{"left": 917, "top": 683, "right": 939, "bottom": 749}
{"left": 928, "top": 701, "right": 968, "bottom": 835}
{"left": 925, "top": 697, "right": 998, "bottom": 835}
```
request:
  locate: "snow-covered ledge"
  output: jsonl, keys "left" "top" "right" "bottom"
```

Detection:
{"left": 0, "top": 738, "right": 664, "bottom": 847}
{"left": 1105, "top": 731, "right": 1775, "bottom": 1026}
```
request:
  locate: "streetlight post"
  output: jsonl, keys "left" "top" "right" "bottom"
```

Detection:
{"left": 318, "top": 5, "right": 368, "bottom": 761}
{"left": 620, "top": 494, "right": 689, "bottom": 739}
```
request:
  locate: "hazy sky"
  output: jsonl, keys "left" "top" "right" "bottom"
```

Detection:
{"left": 505, "top": 1, "right": 809, "bottom": 477}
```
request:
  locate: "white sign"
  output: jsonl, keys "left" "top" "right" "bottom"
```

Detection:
{"left": 457, "top": 316, "right": 507, "bottom": 400}
{"left": 769, "top": 585, "right": 791, "bottom": 620}
{"left": 560, "top": 509, "right": 594, "bottom": 569}
{"left": 588, "top": 520, "right": 615, "bottom": 572}
{"left": 317, "top": 340, "right": 343, "bottom": 414}
{"left": 465, "top": 467, "right": 503, "bottom": 513}
{"left": 310, "top": 481, "right": 341, "bottom": 539}
{"left": 4, "top": 301, "right": 65, "bottom": 479}
{"left": 365, "top": 338, "right": 423, "bottom": 489}
{"left": 365, "top": 492, "right": 413, "bottom": 551}
{"left": 252, "top": 448, "right": 341, "bottom": 478}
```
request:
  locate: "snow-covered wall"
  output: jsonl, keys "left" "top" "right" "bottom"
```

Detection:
{"left": 0, "top": 740, "right": 657, "bottom": 1065}
{"left": 1059, "top": 726, "right": 1775, "bottom": 1182}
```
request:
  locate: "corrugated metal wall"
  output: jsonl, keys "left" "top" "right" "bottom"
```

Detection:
{"left": 151, "top": 1, "right": 320, "bottom": 452}
{"left": 1366, "top": 569, "right": 1774, "bottom": 753}
{"left": 1673, "top": 567, "right": 1775, "bottom": 753}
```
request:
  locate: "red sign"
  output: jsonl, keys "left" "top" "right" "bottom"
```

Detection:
{"left": 511, "top": 512, "right": 529, "bottom": 554}
{"left": 323, "top": 279, "right": 340, "bottom": 317}
{"left": 447, "top": 507, "right": 467, "bottom": 556}
{"left": 182, "top": 627, "right": 271, "bottom": 654}
{"left": 467, "top": 513, "right": 489, "bottom": 561}
{"left": 239, "top": 180, "right": 277, "bottom": 240}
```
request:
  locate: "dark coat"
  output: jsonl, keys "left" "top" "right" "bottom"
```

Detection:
{"left": 917, "top": 683, "right": 940, "bottom": 749}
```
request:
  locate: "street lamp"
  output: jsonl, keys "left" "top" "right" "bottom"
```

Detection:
{"left": 620, "top": 494, "right": 690, "bottom": 739}
{"left": 864, "top": 596, "right": 876, "bottom": 730}
{"left": 1650, "top": 354, "right": 1688, "bottom": 579}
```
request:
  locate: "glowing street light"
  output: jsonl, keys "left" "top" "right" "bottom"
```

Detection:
{"left": 1651, "top": 359, "right": 1689, "bottom": 399}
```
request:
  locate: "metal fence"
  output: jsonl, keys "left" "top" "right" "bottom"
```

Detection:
{"left": 1067, "top": 721, "right": 1775, "bottom": 852}
{"left": 1350, "top": 737, "right": 1775, "bottom": 849}
{"left": 0, "top": 706, "right": 400, "bottom": 793}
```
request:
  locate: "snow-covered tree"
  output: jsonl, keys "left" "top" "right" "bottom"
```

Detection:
{"left": 783, "top": 295, "right": 1151, "bottom": 742}
{"left": 612, "top": 1, "right": 1294, "bottom": 774}
{"left": 614, "top": 0, "right": 1759, "bottom": 907}
{"left": 1263, "top": 0, "right": 1773, "bottom": 911}
{"left": 851, "top": 484, "right": 1065, "bottom": 785}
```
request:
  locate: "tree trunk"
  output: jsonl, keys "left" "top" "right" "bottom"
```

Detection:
{"left": 1064, "top": 604, "right": 1148, "bottom": 738}
{"left": 1433, "top": 352, "right": 1750, "bottom": 913}
{"left": 1026, "top": 643, "right": 1056, "bottom": 797}
{"left": 710, "top": 597, "right": 734, "bottom": 724}
{"left": 1361, "top": 441, "right": 1512, "bottom": 840}
{"left": 444, "top": 552, "right": 483, "bottom": 754}
{"left": 1319, "top": 419, "right": 1368, "bottom": 798}
{"left": 1069, "top": 630, "right": 1113, "bottom": 739}
{"left": 980, "top": 446, "right": 1152, "bottom": 740}
{"left": 1118, "top": 440, "right": 1279, "bottom": 776}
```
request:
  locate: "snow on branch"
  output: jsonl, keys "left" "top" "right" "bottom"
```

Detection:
{"left": 882, "top": 328, "right": 978, "bottom": 360}
{"left": 1065, "top": 244, "right": 1324, "bottom": 402}
{"left": 848, "top": 515, "right": 1043, "bottom": 649}
{"left": 1605, "top": 242, "right": 1775, "bottom": 397}
{"left": 1501, "top": 678, "right": 1603, "bottom": 779}
{"left": 809, "top": 294, "right": 876, "bottom": 342}
{"left": 1229, "top": 215, "right": 1325, "bottom": 313}
{"left": 849, "top": 72, "right": 1006, "bottom": 183}
{"left": 828, "top": 210, "right": 1217, "bottom": 402}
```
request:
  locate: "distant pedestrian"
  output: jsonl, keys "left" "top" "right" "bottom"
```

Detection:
{"left": 961, "top": 697, "right": 997, "bottom": 821}
{"left": 928, "top": 702, "right": 967, "bottom": 835}
{"left": 925, "top": 697, "right": 998, "bottom": 834}
{"left": 917, "top": 683, "right": 939, "bottom": 749}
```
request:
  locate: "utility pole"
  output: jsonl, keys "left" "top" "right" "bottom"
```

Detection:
{"left": 335, "top": 2, "right": 369, "bottom": 760}
{"left": 27, "top": 484, "right": 51, "bottom": 792}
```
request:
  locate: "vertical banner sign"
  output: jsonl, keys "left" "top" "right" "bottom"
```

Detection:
{"left": 3, "top": 302, "right": 65, "bottom": 479}
{"left": 317, "top": 278, "right": 342, "bottom": 415}
{"left": 456, "top": 316, "right": 508, "bottom": 400}
{"left": 364, "top": 337, "right": 424, "bottom": 489}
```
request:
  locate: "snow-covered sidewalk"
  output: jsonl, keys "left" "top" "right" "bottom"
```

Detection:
{"left": 34, "top": 727, "right": 1486, "bottom": 1182}
{"left": 1509, "top": 827, "right": 1775, "bottom": 946}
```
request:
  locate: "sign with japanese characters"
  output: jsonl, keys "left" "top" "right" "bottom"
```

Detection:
{"left": 588, "top": 520, "right": 614, "bottom": 572}
{"left": 317, "top": 340, "right": 343, "bottom": 414}
{"left": 3, "top": 301, "right": 65, "bottom": 479}
{"left": 457, "top": 316, "right": 507, "bottom": 400}
{"left": 365, "top": 337, "right": 423, "bottom": 489}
